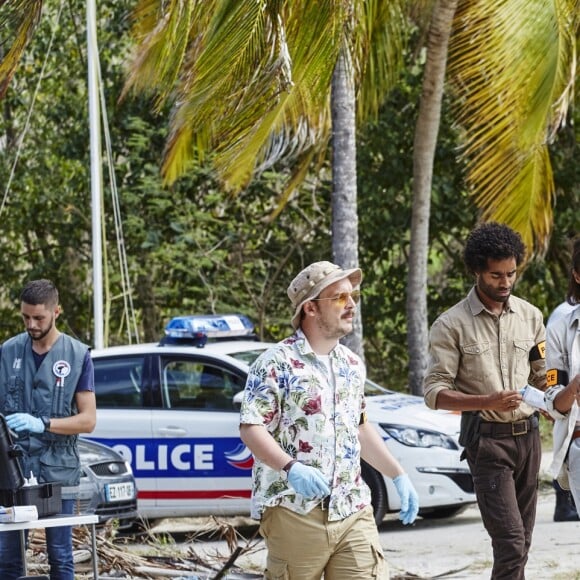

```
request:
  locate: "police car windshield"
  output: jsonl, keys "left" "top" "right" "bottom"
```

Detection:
{"left": 228, "top": 348, "right": 268, "bottom": 366}
{"left": 364, "top": 379, "right": 394, "bottom": 397}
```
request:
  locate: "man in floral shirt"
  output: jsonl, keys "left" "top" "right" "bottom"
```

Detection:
{"left": 240, "top": 261, "right": 418, "bottom": 579}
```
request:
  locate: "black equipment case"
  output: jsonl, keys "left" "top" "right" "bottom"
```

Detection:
{"left": 0, "top": 413, "right": 62, "bottom": 517}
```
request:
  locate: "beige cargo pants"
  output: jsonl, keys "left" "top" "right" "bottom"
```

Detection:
{"left": 259, "top": 504, "right": 388, "bottom": 579}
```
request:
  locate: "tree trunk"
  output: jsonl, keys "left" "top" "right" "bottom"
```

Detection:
{"left": 407, "top": 0, "right": 458, "bottom": 395}
{"left": 331, "top": 47, "right": 363, "bottom": 359}
{"left": 136, "top": 272, "right": 159, "bottom": 343}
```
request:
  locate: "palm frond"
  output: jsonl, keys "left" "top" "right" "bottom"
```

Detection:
{"left": 354, "top": 0, "right": 410, "bottom": 121}
{"left": 264, "top": 146, "right": 321, "bottom": 222}
{"left": 125, "top": 0, "right": 412, "bottom": 189}
{"left": 448, "top": 0, "right": 579, "bottom": 256}
{"left": 158, "top": 0, "right": 344, "bottom": 187}
{"left": 547, "top": 0, "right": 579, "bottom": 139}
{"left": 0, "top": 1, "right": 44, "bottom": 97}
{"left": 121, "top": 0, "right": 197, "bottom": 105}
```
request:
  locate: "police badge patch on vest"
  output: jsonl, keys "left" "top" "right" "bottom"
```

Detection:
{"left": 53, "top": 360, "right": 71, "bottom": 387}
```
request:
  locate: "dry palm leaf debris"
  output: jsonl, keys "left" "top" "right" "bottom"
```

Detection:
{"left": 25, "top": 517, "right": 264, "bottom": 579}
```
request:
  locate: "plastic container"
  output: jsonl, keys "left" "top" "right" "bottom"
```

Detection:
{"left": 0, "top": 504, "right": 39, "bottom": 522}
{"left": 0, "top": 482, "right": 62, "bottom": 517}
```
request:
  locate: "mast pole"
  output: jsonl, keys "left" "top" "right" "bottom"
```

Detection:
{"left": 87, "top": 0, "right": 104, "bottom": 349}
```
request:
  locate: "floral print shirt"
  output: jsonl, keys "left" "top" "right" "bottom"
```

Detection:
{"left": 239, "top": 329, "right": 371, "bottom": 521}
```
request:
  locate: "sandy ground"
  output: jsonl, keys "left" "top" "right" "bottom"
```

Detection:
{"left": 379, "top": 489, "right": 580, "bottom": 579}
{"left": 173, "top": 491, "right": 579, "bottom": 580}
{"left": 143, "top": 453, "right": 580, "bottom": 579}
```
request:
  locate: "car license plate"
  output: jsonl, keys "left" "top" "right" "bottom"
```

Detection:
{"left": 105, "top": 481, "right": 135, "bottom": 502}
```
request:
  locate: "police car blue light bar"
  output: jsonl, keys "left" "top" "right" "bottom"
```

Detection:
{"left": 164, "top": 314, "right": 255, "bottom": 340}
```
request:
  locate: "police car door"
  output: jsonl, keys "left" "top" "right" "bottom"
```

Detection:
{"left": 90, "top": 354, "right": 154, "bottom": 512}
{"left": 150, "top": 355, "right": 251, "bottom": 517}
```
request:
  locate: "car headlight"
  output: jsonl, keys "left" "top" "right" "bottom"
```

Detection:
{"left": 379, "top": 424, "right": 458, "bottom": 450}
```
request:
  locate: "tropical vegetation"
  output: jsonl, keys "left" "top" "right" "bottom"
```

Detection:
{"left": 0, "top": 0, "right": 577, "bottom": 391}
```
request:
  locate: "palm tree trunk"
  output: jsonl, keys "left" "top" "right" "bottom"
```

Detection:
{"left": 331, "top": 47, "right": 364, "bottom": 359}
{"left": 407, "top": 0, "right": 458, "bottom": 395}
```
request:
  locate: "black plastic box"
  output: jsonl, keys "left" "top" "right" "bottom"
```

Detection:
{"left": 0, "top": 482, "right": 62, "bottom": 517}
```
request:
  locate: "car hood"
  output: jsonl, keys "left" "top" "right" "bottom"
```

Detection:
{"left": 365, "top": 393, "right": 461, "bottom": 436}
{"left": 78, "top": 437, "right": 122, "bottom": 464}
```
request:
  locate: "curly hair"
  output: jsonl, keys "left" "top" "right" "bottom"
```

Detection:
{"left": 20, "top": 279, "right": 59, "bottom": 308}
{"left": 566, "top": 237, "right": 580, "bottom": 305}
{"left": 463, "top": 222, "right": 526, "bottom": 275}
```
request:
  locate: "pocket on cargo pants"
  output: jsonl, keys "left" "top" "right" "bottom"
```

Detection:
{"left": 264, "top": 555, "right": 290, "bottom": 580}
{"left": 370, "top": 539, "right": 388, "bottom": 579}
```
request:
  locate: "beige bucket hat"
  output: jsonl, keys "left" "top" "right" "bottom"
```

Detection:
{"left": 287, "top": 261, "right": 362, "bottom": 329}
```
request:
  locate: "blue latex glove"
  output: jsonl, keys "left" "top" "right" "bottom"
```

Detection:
{"left": 393, "top": 473, "right": 419, "bottom": 525}
{"left": 6, "top": 413, "right": 44, "bottom": 434}
{"left": 287, "top": 462, "right": 331, "bottom": 499}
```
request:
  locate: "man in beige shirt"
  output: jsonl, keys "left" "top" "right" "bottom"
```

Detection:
{"left": 424, "top": 222, "right": 546, "bottom": 580}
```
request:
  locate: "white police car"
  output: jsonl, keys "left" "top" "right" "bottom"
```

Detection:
{"left": 88, "top": 314, "right": 475, "bottom": 523}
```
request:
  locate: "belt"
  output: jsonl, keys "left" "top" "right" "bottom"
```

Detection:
{"left": 479, "top": 414, "right": 539, "bottom": 438}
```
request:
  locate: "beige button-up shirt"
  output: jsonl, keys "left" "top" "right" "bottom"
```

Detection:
{"left": 544, "top": 305, "right": 580, "bottom": 479}
{"left": 424, "top": 287, "right": 546, "bottom": 422}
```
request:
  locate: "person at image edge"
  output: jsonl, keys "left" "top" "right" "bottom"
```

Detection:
{"left": 0, "top": 279, "right": 96, "bottom": 580}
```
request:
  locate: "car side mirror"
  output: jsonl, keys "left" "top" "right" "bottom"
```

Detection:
{"left": 233, "top": 391, "right": 244, "bottom": 409}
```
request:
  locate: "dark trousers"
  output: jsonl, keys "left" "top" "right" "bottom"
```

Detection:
{"left": 466, "top": 428, "right": 541, "bottom": 580}
{"left": 0, "top": 499, "right": 75, "bottom": 580}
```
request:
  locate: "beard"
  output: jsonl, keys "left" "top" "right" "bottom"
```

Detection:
{"left": 27, "top": 315, "right": 55, "bottom": 342}
{"left": 316, "top": 310, "right": 354, "bottom": 340}
{"left": 477, "top": 279, "right": 511, "bottom": 304}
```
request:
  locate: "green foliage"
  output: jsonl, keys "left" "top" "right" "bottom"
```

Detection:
{"left": 0, "top": 0, "right": 336, "bottom": 346}
{"left": 447, "top": 0, "right": 579, "bottom": 254}
{"left": 122, "top": 0, "right": 411, "bottom": 189}
{"left": 517, "top": 101, "right": 580, "bottom": 316}
{"left": 355, "top": 42, "right": 578, "bottom": 389}
{"left": 356, "top": 49, "right": 472, "bottom": 386}
{"left": 0, "top": 1, "right": 95, "bottom": 340}
{"left": 0, "top": 0, "right": 575, "bottom": 395}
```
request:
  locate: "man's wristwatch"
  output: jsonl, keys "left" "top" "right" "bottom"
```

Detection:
{"left": 41, "top": 416, "right": 51, "bottom": 432}
{"left": 283, "top": 459, "right": 298, "bottom": 473}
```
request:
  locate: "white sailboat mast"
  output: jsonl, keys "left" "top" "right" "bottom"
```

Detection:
{"left": 87, "top": 0, "right": 104, "bottom": 349}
